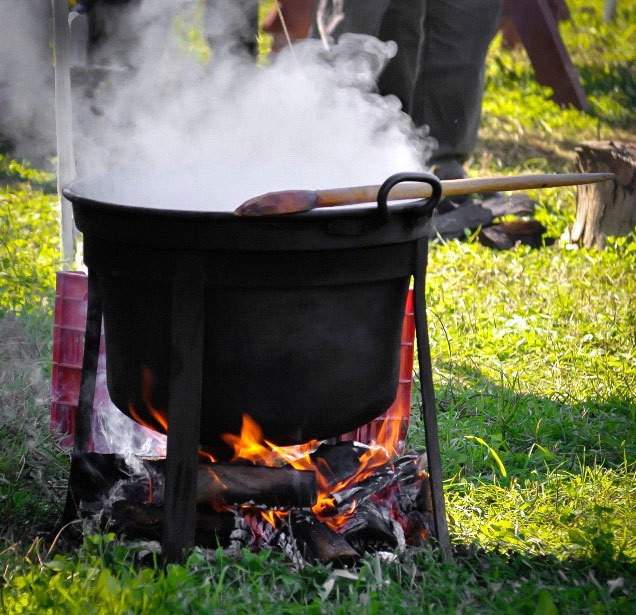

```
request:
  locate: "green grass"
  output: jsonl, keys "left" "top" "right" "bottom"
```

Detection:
{"left": 0, "top": 0, "right": 635, "bottom": 612}
{"left": 0, "top": 155, "right": 60, "bottom": 317}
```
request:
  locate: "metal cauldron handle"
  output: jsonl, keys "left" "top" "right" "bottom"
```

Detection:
{"left": 376, "top": 172, "right": 443, "bottom": 222}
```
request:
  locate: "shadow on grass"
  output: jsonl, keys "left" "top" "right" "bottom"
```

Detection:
{"left": 410, "top": 360, "right": 634, "bottom": 479}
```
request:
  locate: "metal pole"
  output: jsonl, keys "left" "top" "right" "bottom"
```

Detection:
{"left": 51, "top": 0, "right": 77, "bottom": 267}
{"left": 603, "top": 0, "right": 618, "bottom": 22}
{"left": 413, "top": 238, "right": 452, "bottom": 562}
{"left": 162, "top": 261, "right": 205, "bottom": 563}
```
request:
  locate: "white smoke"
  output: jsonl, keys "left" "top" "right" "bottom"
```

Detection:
{"left": 0, "top": 0, "right": 55, "bottom": 164}
{"left": 69, "top": 1, "right": 433, "bottom": 210}
{"left": 0, "top": 1, "right": 433, "bottom": 207}
{"left": 2, "top": 1, "right": 435, "bottom": 456}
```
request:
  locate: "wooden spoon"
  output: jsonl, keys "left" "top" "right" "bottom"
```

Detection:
{"left": 234, "top": 172, "right": 614, "bottom": 217}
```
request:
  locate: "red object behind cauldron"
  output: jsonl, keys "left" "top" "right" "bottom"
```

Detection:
{"left": 50, "top": 271, "right": 415, "bottom": 452}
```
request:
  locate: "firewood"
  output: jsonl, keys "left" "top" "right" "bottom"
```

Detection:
{"left": 68, "top": 453, "right": 317, "bottom": 512}
{"left": 290, "top": 512, "right": 359, "bottom": 566}
{"left": 310, "top": 442, "right": 370, "bottom": 485}
{"left": 66, "top": 453, "right": 152, "bottom": 514}
{"left": 342, "top": 501, "right": 399, "bottom": 554}
{"left": 108, "top": 501, "right": 236, "bottom": 549}
{"left": 193, "top": 462, "right": 317, "bottom": 510}
{"left": 571, "top": 141, "right": 636, "bottom": 248}
{"left": 428, "top": 194, "right": 536, "bottom": 240}
{"left": 330, "top": 454, "right": 423, "bottom": 511}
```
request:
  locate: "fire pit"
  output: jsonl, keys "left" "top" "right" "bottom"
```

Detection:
{"left": 62, "top": 172, "right": 451, "bottom": 562}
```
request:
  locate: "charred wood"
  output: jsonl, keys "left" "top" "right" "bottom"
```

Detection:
{"left": 108, "top": 500, "right": 236, "bottom": 549}
{"left": 67, "top": 453, "right": 317, "bottom": 512}
{"left": 342, "top": 501, "right": 399, "bottom": 554}
{"left": 330, "top": 454, "right": 423, "bottom": 511}
{"left": 310, "top": 441, "right": 370, "bottom": 485}
{"left": 290, "top": 511, "right": 359, "bottom": 566}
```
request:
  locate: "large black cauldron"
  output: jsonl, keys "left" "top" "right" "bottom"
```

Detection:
{"left": 64, "top": 173, "right": 441, "bottom": 457}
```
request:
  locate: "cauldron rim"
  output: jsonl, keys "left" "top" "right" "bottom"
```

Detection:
{"left": 63, "top": 175, "right": 427, "bottom": 221}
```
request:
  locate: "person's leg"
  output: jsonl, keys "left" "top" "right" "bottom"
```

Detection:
{"left": 324, "top": 0, "right": 393, "bottom": 40}
{"left": 411, "top": 0, "right": 503, "bottom": 167}
{"left": 312, "top": 0, "right": 425, "bottom": 124}
{"left": 376, "top": 0, "right": 426, "bottom": 121}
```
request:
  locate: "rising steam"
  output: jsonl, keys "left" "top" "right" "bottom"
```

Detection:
{"left": 1, "top": 1, "right": 433, "bottom": 209}
{"left": 0, "top": 1, "right": 55, "bottom": 164}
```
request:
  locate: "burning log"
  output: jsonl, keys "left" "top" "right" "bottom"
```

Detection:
{"left": 329, "top": 453, "right": 424, "bottom": 511}
{"left": 290, "top": 512, "right": 359, "bottom": 566}
{"left": 108, "top": 501, "right": 236, "bottom": 549}
{"left": 193, "top": 462, "right": 317, "bottom": 510}
{"left": 67, "top": 453, "right": 317, "bottom": 512}
{"left": 310, "top": 441, "right": 370, "bottom": 485}
{"left": 342, "top": 501, "right": 401, "bottom": 554}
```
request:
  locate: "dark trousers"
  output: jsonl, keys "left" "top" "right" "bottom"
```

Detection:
{"left": 327, "top": 0, "right": 503, "bottom": 164}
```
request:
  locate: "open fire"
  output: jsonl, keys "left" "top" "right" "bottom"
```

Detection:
{"left": 69, "top": 399, "right": 432, "bottom": 566}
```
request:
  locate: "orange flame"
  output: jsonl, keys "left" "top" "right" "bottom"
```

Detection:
{"left": 219, "top": 402, "right": 407, "bottom": 531}
{"left": 130, "top": 367, "right": 216, "bottom": 462}
{"left": 198, "top": 449, "right": 217, "bottom": 463}
{"left": 127, "top": 367, "right": 168, "bottom": 433}
{"left": 260, "top": 510, "right": 288, "bottom": 528}
{"left": 222, "top": 414, "right": 280, "bottom": 466}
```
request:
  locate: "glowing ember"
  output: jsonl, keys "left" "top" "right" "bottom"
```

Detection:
{"left": 220, "top": 407, "right": 408, "bottom": 531}
{"left": 128, "top": 368, "right": 413, "bottom": 536}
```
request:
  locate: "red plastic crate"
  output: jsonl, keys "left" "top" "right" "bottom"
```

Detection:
{"left": 50, "top": 272, "right": 414, "bottom": 454}
{"left": 50, "top": 271, "right": 165, "bottom": 454}
{"left": 51, "top": 271, "right": 96, "bottom": 447}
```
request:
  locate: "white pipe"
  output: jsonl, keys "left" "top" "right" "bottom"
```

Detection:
{"left": 603, "top": 0, "right": 618, "bottom": 22}
{"left": 51, "top": 0, "right": 77, "bottom": 267}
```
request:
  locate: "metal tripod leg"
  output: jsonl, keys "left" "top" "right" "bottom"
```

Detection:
{"left": 61, "top": 270, "right": 102, "bottom": 523}
{"left": 161, "top": 263, "right": 205, "bottom": 563}
{"left": 413, "top": 239, "right": 452, "bottom": 561}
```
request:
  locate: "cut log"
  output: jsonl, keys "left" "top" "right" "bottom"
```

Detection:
{"left": 290, "top": 512, "right": 359, "bottom": 566}
{"left": 330, "top": 454, "right": 423, "bottom": 511}
{"left": 342, "top": 501, "right": 399, "bottom": 554}
{"left": 109, "top": 500, "right": 236, "bottom": 549}
{"left": 68, "top": 453, "right": 317, "bottom": 512}
{"left": 310, "top": 441, "right": 370, "bottom": 485}
{"left": 193, "top": 462, "right": 317, "bottom": 510}
{"left": 571, "top": 141, "right": 636, "bottom": 249}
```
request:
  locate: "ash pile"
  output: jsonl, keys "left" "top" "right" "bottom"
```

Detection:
{"left": 67, "top": 441, "right": 433, "bottom": 566}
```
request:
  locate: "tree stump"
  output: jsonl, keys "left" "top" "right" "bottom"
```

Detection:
{"left": 571, "top": 141, "right": 636, "bottom": 249}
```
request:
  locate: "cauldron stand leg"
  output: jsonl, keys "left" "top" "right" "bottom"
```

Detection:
{"left": 161, "top": 266, "right": 205, "bottom": 563}
{"left": 413, "top": 239, "right": 452, "bottom": 561}
{"left": 62, "top": 269, "right": 102, "bottom": 523}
